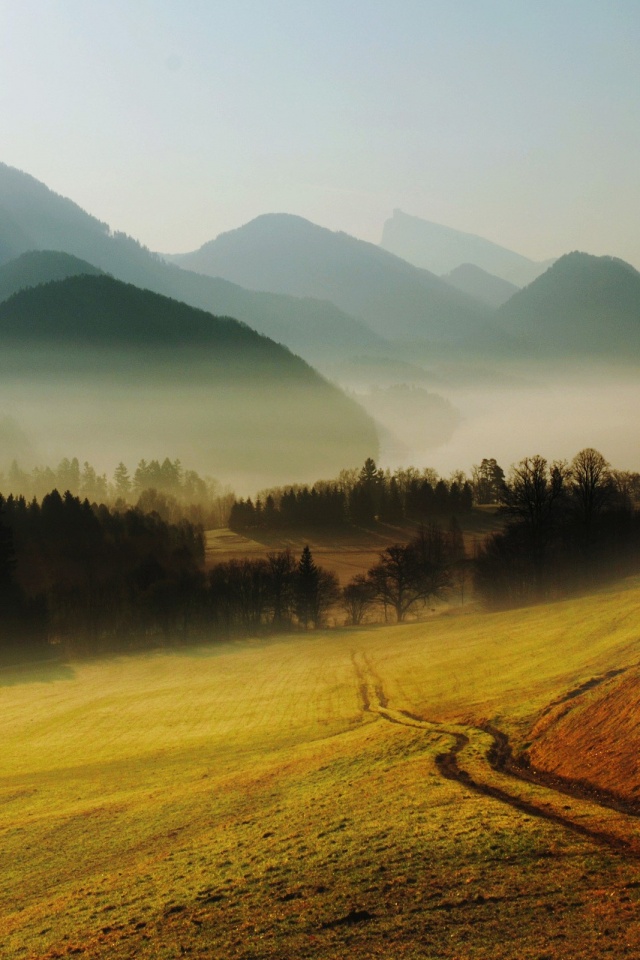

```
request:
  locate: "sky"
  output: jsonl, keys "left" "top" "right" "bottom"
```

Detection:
{"left": 1, "top": 1, "right": 639, "bottom": 264}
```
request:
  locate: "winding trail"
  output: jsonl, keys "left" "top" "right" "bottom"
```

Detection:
{"left": 351, "top": 650, "right": 640, "bottom": 860}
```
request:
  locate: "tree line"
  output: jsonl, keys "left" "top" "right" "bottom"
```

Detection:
{"left": 2, "top": 448, "right": 638, "bottom": 661}
{"left": 475, "top": 448, "right": 640, "bottom": 606}
{"left": 0, "top": 491, "right": 461, "bottom": 658}
{"left": 0, "top": 490, "right": 206, "bottom": 657}
{"left": 229, "top": 457, "right": 474, "bottom": 532}
{"left": 1, "top": 456, "right": 234, "bottom": 527}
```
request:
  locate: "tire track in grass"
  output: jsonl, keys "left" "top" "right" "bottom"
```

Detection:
{"left": 433, "top": 729, "right": 640, "bottom": 858}
{"left": 483, "top": 720, "right": 640, "bottom": 819}
{"left": 351, "top": 650, "right": 640, "bottom": 860}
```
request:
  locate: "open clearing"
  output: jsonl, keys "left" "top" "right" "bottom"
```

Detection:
{"left": 2, "top": 578, "right": 640, "bottom": 958}
{"left": 205, "top": 510, "right": 500, "bottom": 586}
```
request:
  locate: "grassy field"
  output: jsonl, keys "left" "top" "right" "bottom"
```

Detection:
{"left": 2, "top": 577, "right": 640, "bottom": 958}
{"left": 205, "top": 509, "right": 500, "bottom": 585}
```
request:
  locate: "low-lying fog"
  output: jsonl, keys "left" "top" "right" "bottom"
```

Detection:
{"left": 356, "top": 361, "right": 640, "bottom": 476}
{"left": 426, "top": 375, "right": 640, "bottom": 474}
{"left": 0, "top": 362, "right": 637, "bottom": 495}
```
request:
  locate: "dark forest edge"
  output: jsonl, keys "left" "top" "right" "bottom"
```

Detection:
{"left": 1, "top": 450, "right": 639, "bottom": 664}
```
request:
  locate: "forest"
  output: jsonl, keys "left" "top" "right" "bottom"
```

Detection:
{"left": 228, "top": 457, "right": 474, "bottom": 530}
{"left": 1, "top": 449, "right": 639, "bottom": 661}
{"left": 1, "top": 455, "right": 233, "bottom": 526}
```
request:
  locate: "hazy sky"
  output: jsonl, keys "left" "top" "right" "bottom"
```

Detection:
{"left": 2, "top": 1, "right": 639, "bottom": 264}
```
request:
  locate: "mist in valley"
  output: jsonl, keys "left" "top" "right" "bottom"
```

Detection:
{"left": 431, "top": 370, "right": 639, "bottom": 476}
{"left": 1, "top": 355, "right": 637, "bottom": 500}
{"left": 0, "top": 370, "right": 377, "bottom": 495}
{"left": 326, "top": 354, "right": 638, "bottom": 483}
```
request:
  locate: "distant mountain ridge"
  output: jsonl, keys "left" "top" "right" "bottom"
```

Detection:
{"left": 0, "top": 165, "right": 110, "bottom": 260}
{"left": 2, "top": 162, "right": 637, "bottom": 379}
{"left": 496, "top": 251, "right": 640, "bottom": 356}
{"left": 442, "top": 263, "right": 520, "bottom": 308}
{"left": 0, "top": 163, "right": 383, "bottom": 369}
{"left": 381, "top": 209, "right": 553, "bottom": 286}
{"left": 172, "top": 212, "right": 491, "bottom": 343}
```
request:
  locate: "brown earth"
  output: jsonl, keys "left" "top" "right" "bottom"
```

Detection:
{"left": 206, "top": 509, "right": 500, "bottom": 585}
{"left": 523, "top": 665, "right": 640, "bottom": 805}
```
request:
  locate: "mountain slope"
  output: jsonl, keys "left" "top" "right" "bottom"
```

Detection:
{"left": 495, "top": 252, "right": 640, "bottom": 356}
{"left": 381, "top": 209, "right": 553, "bottom": 286}
{"left": 442, "top": 263, "right": 520, "bottom": 308}
{"left": 0, "top": 275, "right": 378, "bottom": 484}
{"left": 0, "top": 164, "right": 384, "bottom": 367}
{"left": 0, "top": 250, "right": 103, "bottom": 303}
{"left": 172, "top": 213, "right": 491, "bottom": 342}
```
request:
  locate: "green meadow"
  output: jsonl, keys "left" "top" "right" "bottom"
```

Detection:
{"left": 3, "top": 578, "right": 640, "bottom": 959}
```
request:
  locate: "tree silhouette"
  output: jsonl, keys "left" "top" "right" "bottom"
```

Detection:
{"left": 473, "top": 459, "right": 506, "bottom": 504}
{"left": 570, "top": 448, "right": 611, "bottom": 556}
{"left": 293, "top": 545, "right": 339, "bottom": 629}
{"left": 342, "top": 574, "right": 376, "bottom": 625}
{"left": 113, "top": 462, "right": 132, "bottom": 500}
{"left": 294, "top": 546, "right": 319, "bottom": 630}
{"left": 361, "top": 526, "right": 452, "bottom": 623}
{"left": 267, "top": 549, "right": 295, "bottom": 627}
{"left": 500, "top": 455, "right": 568, "bottom": 596}
{"left": 0, "top": 502, "right": 16, "bottom": 588}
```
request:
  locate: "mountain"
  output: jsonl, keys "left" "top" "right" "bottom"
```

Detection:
{"left": 0, "top": 274, "right": 379, "bottom": 485}
{"left": 0, "top": 250, "right": 103, "bottom": 303}
{"left": 0, "top": 208, "right": 34, "bottom": 265}
{"left": 171, "top": 213, "right": 491, "bottom": 343}
{"left": 442, "top": 263, "right": 520, "bottom": 308}
{"left": 0, "top": 164, "right": 384, "bottom": 369}
{"left": 495, "top": 252, "right": 640, "bottom": 357}
{"left": 380, "top": 209, "right": 553, "bottom": 286}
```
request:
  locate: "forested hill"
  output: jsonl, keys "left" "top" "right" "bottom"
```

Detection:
{"left": 495, "top": 252, "right": 640, "bottom": 357}
{"left": 0, "top": 250, "right": 103, "bottom": 303}
{"left": 172, "top": 212, "right": 490, "bottom": 342}
{"left": 0, "top": 163, "right": 384, "bottom": 367}
{"left": 0, "top": 273, "right": 300, "bottom": 359}
{"left": 0, "top": 274, "right": 379, "bottom": 485}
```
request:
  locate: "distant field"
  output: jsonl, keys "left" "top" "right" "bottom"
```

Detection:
{"left": 206, "top": 509, "right": 500, "bottom": 585}
{"left": 2, "top": 577, "right": 640, "bottom": 958}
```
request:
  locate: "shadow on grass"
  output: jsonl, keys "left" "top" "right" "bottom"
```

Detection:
{"left": 0, "top": 652, "right": 76, "bottom": 687}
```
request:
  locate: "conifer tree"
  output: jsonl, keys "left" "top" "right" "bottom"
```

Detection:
{"left": 113, "top": 462, "right": 132, "bottom": 500}
{"left": 294, "top": 545, "right": 318, "bottom": 629}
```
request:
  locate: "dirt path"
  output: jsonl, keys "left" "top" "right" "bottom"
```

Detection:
{"left": 351, "top": 650, "right": 640, "bottom": 860}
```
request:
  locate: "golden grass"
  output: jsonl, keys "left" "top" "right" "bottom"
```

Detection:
{"left": 2, "top": 576, "right": 640, "bottom": 958}
{"left": 347, "top": 577, "right": 640, "bottom": 733}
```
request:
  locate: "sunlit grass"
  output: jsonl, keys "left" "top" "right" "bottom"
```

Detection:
{"left": 2, "top": 577, "right": 640, "bottom": 958}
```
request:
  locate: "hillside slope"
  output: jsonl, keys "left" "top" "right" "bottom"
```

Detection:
{"left": 0, "top": 275, "right": 378, "bottom": 485}
{"left": 172, "top": 212, "right": 491, "bottom": 342}
{"left": 526, "top": 664, "right": 640, "bottom": 804}
{"left": 3, "top": 582, "right": 640, "bottom": 959}
{"left": 496, "top": 251, "right": 640, "bottom": 357}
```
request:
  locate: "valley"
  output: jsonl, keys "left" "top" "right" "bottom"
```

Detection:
{"left": 2, "top": 163, "right": 640, "bottom": 483}
{"left": 3, "top": 8, "right": 640, "bottom": 959}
